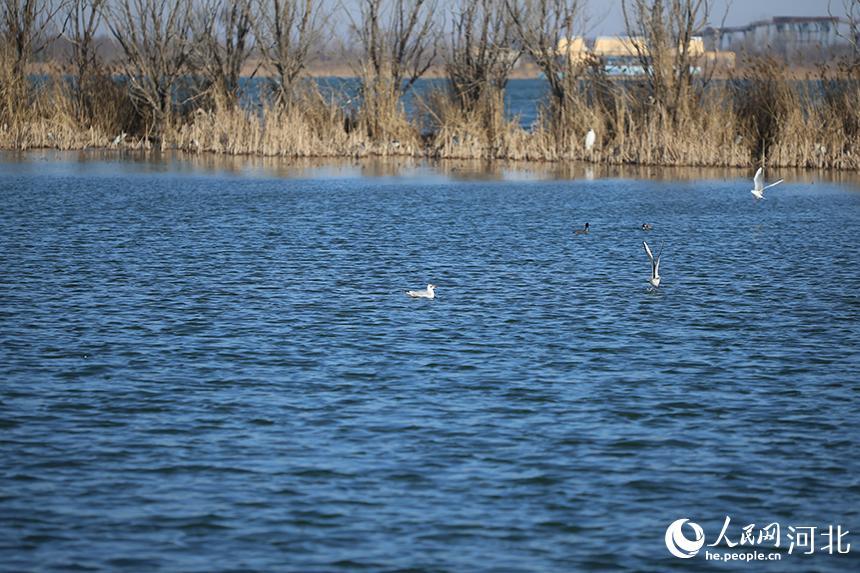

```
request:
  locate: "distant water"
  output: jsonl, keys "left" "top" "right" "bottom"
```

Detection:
{"left": 2, "top": 152, "right": 860, "bottom": 572}
{"left": 244, "top": 77, "right": 549, "bottom": 128}
{"left": 249, "top": 77, "right": 819, "bottom": 131}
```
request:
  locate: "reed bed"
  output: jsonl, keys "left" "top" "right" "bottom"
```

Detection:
{"left": 4, "top": 60, "right": 860, "bottom": 170}
{"left": 172, "top": 88, "right": 354, "bottom": 157}
{"left": 422, "top": 89, "right": 538, "bottom": 160}
{"left": 0, "top": 60, "right": 138, "bottom": 151}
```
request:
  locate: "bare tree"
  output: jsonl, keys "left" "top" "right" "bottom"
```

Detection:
{"left": 820, "top": 1, "right": 860, "bottom": 151}
{"left": 350, "top": 0, "right": 437, "bottom": 138}
{"left": 107, "top": 0, "right": 193, "bottom": 132}
{"left": 831, "top": 0, "right": 860, "bottom": 68}
{"left": 621, "top": 0, "right": 711, "bottom": 121}
{"left": 61, "top": 0, "right": 106, "bottom": 120}
{"left": 255, "top": 0, "right": 323, "bottom": 107}
{"left": 1, "top": 0, "right": 66, "bottom": 79}
{"left": 191, "top": 0, "right": 254, "bottom": 108}
{"left": 352, "top": 0, "right": 437, "bottom": 94}
{"left": 506, "top": 0, "right": 585, "bottom": 111}
{"left": 847, "top": 0, "right": 860, "bottom": 57}
{"left": 447, "top": 0, "right": 518, "bottom": 112}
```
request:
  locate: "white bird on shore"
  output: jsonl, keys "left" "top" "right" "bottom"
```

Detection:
{"left": 751, "top": 167, "right": 783, "bottom": 200}
{"left": 112, "top": 132, "right": 126, "bottom": 147}
{"left": 643, "top": 241, "right": 662, "bottom": 290}
{"left": 406, "top": 284, "right": 436, "bottom": 299}
{"left": 585, "top": 129, "right": 596, "bottom": 151}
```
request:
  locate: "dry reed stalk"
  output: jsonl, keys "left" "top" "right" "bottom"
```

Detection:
{"left": 4, "top": 57, "right": 860, "bottom": 170}
{"left": 353, "top": 65, "right": 422, "bottom": 155}
{"left": 168, "top": 82, "right": 422, "bottom": 158}
{"left": 423, "top": 88, "right": 531, "bottom": 160}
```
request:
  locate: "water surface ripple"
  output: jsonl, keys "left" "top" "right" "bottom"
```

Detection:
{"left": 1, "top": 156, "right": 859, "bottom": 572}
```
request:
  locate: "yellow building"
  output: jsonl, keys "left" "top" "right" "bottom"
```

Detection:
{"left": 556, "top": 37, "right": 588, "bottom": 63}
{"left": 592, "top": 36, "right": 648, "bottom": 57}
{"left": 683, "top": 37, "right": 705, "bottom": 57}
{"left": 556, "top": 35, "right": 733, "bottom": 74}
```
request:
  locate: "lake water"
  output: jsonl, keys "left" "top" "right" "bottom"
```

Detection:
{"left": 1, "top": 152, "right": 859, "bottom": 572}
{"left": 253, "top": 77, "right": 828, "bottom": 130}
{"left": 248, "top": 77, "right": 549, "bottom": 127}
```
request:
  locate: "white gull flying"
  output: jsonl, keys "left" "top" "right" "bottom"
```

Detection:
{"left": 643, "top": 241, "right": 662, "bottom": 290}
{"left": 751, "top": 167, "right": 783, "bottom": 200}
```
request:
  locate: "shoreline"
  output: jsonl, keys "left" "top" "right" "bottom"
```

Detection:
{"left": 0, "top": 139, "right": 853, "bottom": 172}
{"left": 5, "top": 148, "right": 860, "bottom": 184}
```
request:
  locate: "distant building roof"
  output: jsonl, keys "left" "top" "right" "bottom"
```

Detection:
{"left": 592, "top": 36, "right": 704, "bottom": 57}
{"left": 555, "top": 35, "right": 721, "bottom": 72}
{"left": 593, "top": 36, "right": 647, "bottom": 57}
{"left": 557, "top": 37, "right": 588, "bottom": 60}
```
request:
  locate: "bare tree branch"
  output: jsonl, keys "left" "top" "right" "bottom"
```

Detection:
{"left": 191, "top": 0, "right": 254, "bottom": 108}
{"left": 506, "top": 0, "right": 583, "bottom": 109}
{"left": 61, "top": 0, "right": 106, "bottom": 120}
{"left": 106, "top": 0, "right": 193, "bottom": 131}
{"left": 256, "top": 0, "right": 324, "bottom": 107}
{"left": 349, "top": 0, "right": 437, "bottom": 139}
{"left": 831, "top": 0, "right": 860, "bottom": 66}
{"left": 1, "top": 0, "right": 68, "bottom": 79}
{"left": 351, "top": 0, "right": 437, "bottom": 94}
{"left": 447, "top": 0, "right": 519, "bottom": 111}
{"left": 621, "top": 0, "right": 711, "bottom": 122}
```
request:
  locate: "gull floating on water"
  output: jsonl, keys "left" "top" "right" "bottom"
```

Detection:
{"left": 585, "top": 129, "right": 596, "bottom": 151}
{"left": 643, "top": 241, "right": 663, "bottom": 290}
{"left": 575, "top": 222, "right": 590, "bottom": 235}
{"left": 406, "top": 284, "right": 436, "bottom": 299}
{"left": 751, "top": 167, "right": 783, "bottom": 200}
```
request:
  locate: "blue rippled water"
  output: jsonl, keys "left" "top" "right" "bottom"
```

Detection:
{"left": 1, "top": 153, "right": 859, "bottom": 572}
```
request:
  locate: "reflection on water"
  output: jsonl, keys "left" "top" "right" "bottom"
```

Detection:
{"left": 4, "top": 149, "right": 860, "bottom": 187}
